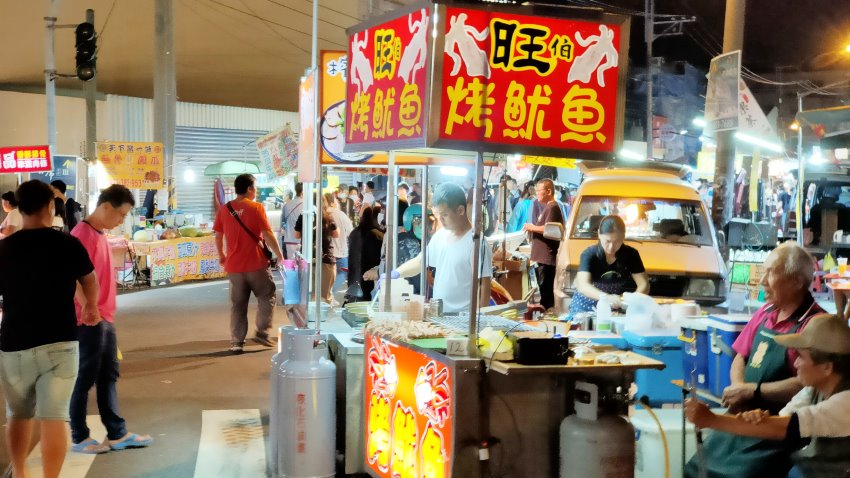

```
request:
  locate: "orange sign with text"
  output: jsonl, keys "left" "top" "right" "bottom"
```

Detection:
{"left": 437, "top": 8, "right": 624, "bottom": 154}
{"left": 365, "top": 335, "right": 453, "bottom": 478}
{"left": 96, "top": 142, "right": 164, "bottom": 189}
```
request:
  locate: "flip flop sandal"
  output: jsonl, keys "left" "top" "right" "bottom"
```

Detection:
{"left": 71, "top": 438, "right": 110, "bottom": 454}
{"left": 110, "top": 433, "right": 153, "bottom": 451}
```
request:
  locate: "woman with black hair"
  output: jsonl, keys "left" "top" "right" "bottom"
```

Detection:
{"left": 0, "top": 191, "right": 22, "bottom": 238}
{"left": 569, "top": 214, "right": 649, "bottom": 314}
{"left": 347, "top": 206, "right": 385, "bottom": 302}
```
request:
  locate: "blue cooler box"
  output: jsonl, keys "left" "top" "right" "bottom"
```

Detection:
{"left": 679, "top": 318, "right": 710, "bottom": 390}
{"left": 707, "top": 314, "right": 751, "bottom": 397}
{"left": 623, "top": 329, "right": 684, "bottom": 406}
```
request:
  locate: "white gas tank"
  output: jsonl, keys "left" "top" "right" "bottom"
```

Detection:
{"left": 278, "top": 332, "right": 336, "bottom": 478}
{"left": 560, "top": 381, "right": 635, "bottom": 478}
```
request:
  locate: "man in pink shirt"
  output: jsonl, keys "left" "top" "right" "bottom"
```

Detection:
{"left": 69, "top": 185, "right": 153, "bottom": 454}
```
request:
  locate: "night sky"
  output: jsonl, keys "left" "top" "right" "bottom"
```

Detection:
{"left": 590, "top": 0, "right": 850, "bottom": 73}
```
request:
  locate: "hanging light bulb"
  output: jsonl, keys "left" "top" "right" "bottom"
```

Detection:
{"left": 184, "top": 167, "right": 195, "bottom": 183}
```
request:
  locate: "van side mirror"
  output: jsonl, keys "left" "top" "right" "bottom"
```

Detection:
{"left": 716, "top": 230, "right": 726, "bottom": 250}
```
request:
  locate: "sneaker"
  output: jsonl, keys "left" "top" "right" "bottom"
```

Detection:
{"left": 229, "top": 345, "right": 244, "bottom": 354}
{"left": 253, "top": 334, "right": 275, "bottom": 347}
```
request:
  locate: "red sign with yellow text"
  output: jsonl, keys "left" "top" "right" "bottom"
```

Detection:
{"left": 0, "top": 146, "right": 52, "bottom": 174}
{"left": 345, "top": 8, "right": 431, "bottom": 152}
{"left": 435, "top": 8, "right": 626, "bottom": 155}
{"left": 365, "top": 335, "right": 453, "bottom": 478}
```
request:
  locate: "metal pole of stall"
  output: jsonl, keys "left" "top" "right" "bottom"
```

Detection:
{"left": 383, "top": 152, "right": 397, "bottom": 312}
{"left": 311, "top": 0, "right": 322, "bottom": 330}
{"left": 796, "top": 93, "right": 805, "bottom": 246}
{"left": 420, "top": 166, "right": 429, "bottom": 297}
{"left": 44, "top": 1, "right": 58, "bottom": 160}
{"left": 467, "top": 151, "right": 485, "bottom": 357}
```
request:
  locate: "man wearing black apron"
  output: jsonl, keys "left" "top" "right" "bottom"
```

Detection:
{"left": 685, "top": 242, "right": 823, "bottom": 478}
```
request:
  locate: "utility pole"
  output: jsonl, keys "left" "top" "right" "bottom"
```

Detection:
{"left": 45, "top": 0, "right": 59, "bottom": 160}
{"left": 645, "top": 2, "right": 695, "bottom": 161}
{"left": 154, "top": 0, "right": 176, "bottom": 211}
{"left": 710, "top": 0, "right": 746, "bottom": 247}
{"left": 85, "top": 9, "right": 96, "bottom": 163}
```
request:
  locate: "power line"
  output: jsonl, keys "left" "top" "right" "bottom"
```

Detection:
{"left": 204, "top": 0, "right": 346, "bottom": 47}
{"left": 181, "top": 0, "right": 296, "bottom": 59}
{"left": 300, "top": 0, "right": 361, "bottom": 22}
{"left": 96, "top": 0, "right": 119, "bottom": 55}
{"left": 237, "top": 0, "right": 311, "bottom": 54}
{"left": 263, "top": 0, "right": 351, "bottom": 30}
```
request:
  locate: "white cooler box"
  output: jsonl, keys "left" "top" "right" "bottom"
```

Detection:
{"left": 632, "top": 408, "right": 696, "bottom": 478}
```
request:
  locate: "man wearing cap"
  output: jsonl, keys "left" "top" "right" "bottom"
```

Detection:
{"left": 687, "top": 313, "right": 850, "bottom": 478}
{"left": 684, "top": 242, "right": 824, "bottom": 478}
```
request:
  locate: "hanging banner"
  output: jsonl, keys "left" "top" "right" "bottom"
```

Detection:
{"left": 96, "top": 142, "right": 164, "bottom": 189}
{"left": 298, "top": 70, "right": 318, "bottom": 182}
{"left": 256, "top": 124, "right": 298, "bottom": 178}
{"left": 0, "top": 145, "right": 52, "bottom": 174}
{"left": 364, "top": 336, "right": 453, "bottom": 478}
{"left": 433, "top": 7, "right": 628, "bottom": 157}
{"left": 704, "top": 51, "right": 741, "bottom": 132}
{"left": 344, "top": 7, "right": 431, "bottom": 152}
{"left": 521, "top": 156, "right": 577, "bottom": 169}
{"left": 31, "top": 155, "right": 78, "bottom": 199}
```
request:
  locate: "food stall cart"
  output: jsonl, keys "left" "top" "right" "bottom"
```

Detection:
{"left": 320, "top": 2, "right": 645, "bottom": 477}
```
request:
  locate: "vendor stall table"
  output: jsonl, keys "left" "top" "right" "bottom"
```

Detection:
{"left": 359, "top": 335, "right": 664, "bottom": 478}
{"left": 128, "top": 236, "right": 225, "bottom": 286}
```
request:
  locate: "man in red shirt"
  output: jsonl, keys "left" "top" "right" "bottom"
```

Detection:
{"left": 214, "top": 174, "right": 284, "bottom": 354}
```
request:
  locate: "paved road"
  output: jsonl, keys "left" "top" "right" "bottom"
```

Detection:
{"left": 0, "top": 279, "right": 295, "bottom": 478}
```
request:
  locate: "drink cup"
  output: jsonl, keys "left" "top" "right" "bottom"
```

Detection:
{"left": 839, "top": 257, "right": 848, "bottom": 275}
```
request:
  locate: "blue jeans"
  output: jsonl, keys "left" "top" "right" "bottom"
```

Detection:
{"left": 334, "top": 257, "right": 349, "bottom": 296}
{"left": 69, "top": 321, "right": 127, "bottom": 443}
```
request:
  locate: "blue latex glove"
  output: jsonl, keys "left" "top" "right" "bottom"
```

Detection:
{"left": 374, "top": 270, "right": 400, "bottom": 292}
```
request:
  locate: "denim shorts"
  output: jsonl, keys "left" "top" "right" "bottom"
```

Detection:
{"left": 0, "top": 341, "right": 79, "bottom": 420}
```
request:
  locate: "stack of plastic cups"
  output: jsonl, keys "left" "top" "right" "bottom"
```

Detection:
{"left": 277, "top": 332, "right": 336, "bottom": 478}
{"left": 268, "top": 325, "right": 295, "bottom": 478}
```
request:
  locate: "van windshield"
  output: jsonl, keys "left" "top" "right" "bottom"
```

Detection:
{"left": 571, "top": 196, "right": 714, "bottom": 246}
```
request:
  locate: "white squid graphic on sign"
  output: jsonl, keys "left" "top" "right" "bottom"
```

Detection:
{"left": 444, "top": 12, "right": 490, "bottom": 78}
{"left": 567, "top": 25, "right": 618, "bottom": 87}
{"left": 350, "top": 31, "right": 374, "bottom": 94}
{"left": 398, "top": 9, "right": 430, "bottom": 84}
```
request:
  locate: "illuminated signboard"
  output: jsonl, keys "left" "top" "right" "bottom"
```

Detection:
{"left": 365, "top": 335, "right": 453, "bottom": 478}
{"left": 433, "top": 7, "right": 628, "bottom": 156}
{"left": 96, "top": 142, "right": 164, "bottom": 189}
{"left": 298, "top": 71, "right": 318, "bottom": 182}
{"left": 344, "top": 8, "right": 431, "bottom": 152}
{"left": 0, "top": 145, "right": 52, "bottom": 174}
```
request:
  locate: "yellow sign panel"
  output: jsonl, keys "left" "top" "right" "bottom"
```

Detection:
{"left": 96, "top": 142, "right": 165, "bottom": 189}
{"left": 132, "top": 236, "right": 225, "bottom": 285}
{"left": 520, "top": 156, "right": 577, "bottom": 169}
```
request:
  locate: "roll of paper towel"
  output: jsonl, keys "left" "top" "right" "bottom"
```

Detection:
{"left": 671, "top": 302, "right": 700, "bottom": 321}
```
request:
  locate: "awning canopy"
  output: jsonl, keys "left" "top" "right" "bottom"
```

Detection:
{"left": 203, "top": 160, "right": 261, "bottom": 177}
{"left": 796, "top": 105, "right": 850, "bottom": 128}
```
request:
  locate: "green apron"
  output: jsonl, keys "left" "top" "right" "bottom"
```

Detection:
{"left": 685, "top": 307, "right": 812, "bottom": 478}
{"left": 792, "top": 382, "right": 850, "bottom": 478}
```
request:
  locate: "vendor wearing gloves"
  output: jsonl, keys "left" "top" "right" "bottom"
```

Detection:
{"left": 383, "top": 182, "right": 492, "bottom": 314}
{"left": 569, "top": 215, "right": 648, "bottom": 314}
{"left": 686, "top": 313, "right": 850, "bottom": 478}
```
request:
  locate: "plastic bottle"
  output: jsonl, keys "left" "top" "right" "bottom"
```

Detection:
{"left": 596, "top": 296, "right": 612, "bottom": 332}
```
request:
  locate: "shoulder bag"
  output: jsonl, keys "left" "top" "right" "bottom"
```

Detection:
{"left": 226, "top": 201, "right": 277, "bottom": 268}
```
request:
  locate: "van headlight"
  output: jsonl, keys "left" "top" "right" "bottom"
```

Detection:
{"left": 686, "top": 278, "right": 717, "bottom": 297}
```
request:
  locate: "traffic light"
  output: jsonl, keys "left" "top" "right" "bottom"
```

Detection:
{"left": 75, "top": 22, "right": 96, "bottom": 81}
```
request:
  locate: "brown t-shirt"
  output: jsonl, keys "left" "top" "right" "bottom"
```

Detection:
{"left": 530, "top": 200, "right": 564, "bottom": 266}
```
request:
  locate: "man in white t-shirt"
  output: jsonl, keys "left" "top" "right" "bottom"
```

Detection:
{"left": 362, "top": 181, "right": 376, "bottom": 207}
{"left": 393, "top": 183, "right": 492, "bottom": 313}
{"left": 280, "top": 182, "right": 304, "bottom": 259}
